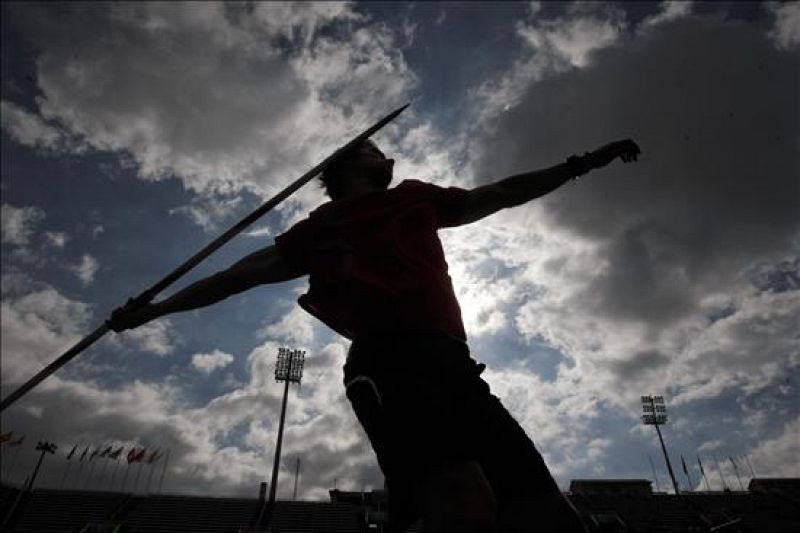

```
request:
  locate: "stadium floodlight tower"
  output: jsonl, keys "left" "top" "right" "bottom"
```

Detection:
{"left": 27, "top": 441, "right": 57, "bottom": 491}
{"left": 642, "top": 395, "right": 680, "bottom": 495}
{"left": 269, "top": 347, "right": 305, "bottom": 504}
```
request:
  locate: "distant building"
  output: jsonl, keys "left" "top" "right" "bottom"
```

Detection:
{"left": 2, "top": 478, "right": 798, "bottom": 532}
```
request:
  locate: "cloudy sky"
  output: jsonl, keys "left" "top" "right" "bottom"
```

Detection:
{"left": 1, "top": 1, "right": 798, "bottom": 500}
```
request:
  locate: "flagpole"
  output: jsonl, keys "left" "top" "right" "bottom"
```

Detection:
{"left": 697, "top": 455, "right": 711, "bottom": 491}
{"left": 121, "top": 461, "right": 132, "bottom": 492}
{"left": 97, "top": 455, "right": 111, "bottom": 489}
{"left": 713, "top": 454, "right": 729, "bottom": 491}
{"left": 5, "top": 446, "right": 22, "bottom": 483}
{"left": 157, "top": 449, "right": 171, "bottom": 494}
{"left": 60, "top": 460, "right": 71, "bottom": 490}
{"left": 743, "top": 454, "right": 756, "bottom": 479}
{"left": 145, "top": 450, "right": 160, "bottom": 493}
{"left": 146, "top": 461, "right": 156, "bottom": 493}
{"left": 133, "top": 456, "right": 145, "bottom": 493}
{"left": 0, "top": 104, "right": 410, "bottom": 414}
{"left": 681, "top": 454, "right": 694, "bottom": 491}
{"left": 60, "top": 446, "right": 77, "bottom": 490}
{"left": 729, "top": 457, "right": 745, "bottom": 491}
{"left": 74, "top": 456, "right": 86, "bottom": 489}
{"left": 292, "top": 457, "right": 300, "bottom": 501}
{"left": 647, "top": 454, "right": 662, "bottom": 492}
{"left": 109, "top": 456, "right": 121, "bottom": 491}
{"left": 83, "top": 455, "right": 97, "bottom": 490}
{"left": 0, "top": 446, "right": 7, "bottom": 481}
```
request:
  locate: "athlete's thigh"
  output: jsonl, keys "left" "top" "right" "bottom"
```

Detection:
{"left": 498, "top": 491, "right": 589, "bottom": 533}
{"left": 415, "top": 460, "right": 498, "bottom": 533}
{"left": 473, "top": 393, "right": 561, "bottom": 503}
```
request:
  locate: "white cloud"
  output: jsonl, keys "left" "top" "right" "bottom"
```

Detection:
{"left": 45, "top": 231, "right": 68, "bottom": 248}
{"left": 244, "top": 226, "right": 273, "bottom": 238}
{"left": 258, "top": 304, "right": 317, "bottom": 347}
{"left": 1, "top": 203, "right": 45, "bottom": 245}
{"left": 766, "top": 0, "right": 800, "bottom": 50}
{"left": 516, "top": 3, "right": 626, "bottom": 68}
{"left": 641, "top": 1, "right": 693, "bottom": 29}
{"left": 435, "top": 7, "right": 447, "bottom": 26}
{"left": 748, "top": 417, "right": 800, "bottom": 478}
{"left": 1, "top": 285, "right": 91, "bottom": 385}
{"left": 118, "top": 319, "right": 177, "bottom": 357}
{"left": 469, "top": 3, "right": 626, "bottom": 122}
{"left": 0, "top": 100, "right": 66, "bottom": 150}
{"left": 697, "top": 439, "right": 724, "bottom": 452}
{"left": 192, "top": 349, "right": 235, "bottom": 374}
{"left": 249, "top": 2, "right": 362, "bottom": 47}
{"left": 71, "top": 254, "right": 100, "bottom": 285}
{"left": 169, "top": 195, "right": 243, "bottom": 232}
{"left": 675, "top": 291, "right": 800, "bottom": 403}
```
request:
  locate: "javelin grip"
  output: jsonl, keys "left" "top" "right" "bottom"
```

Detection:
{"left": 0, "top": 103, "right": 409, "bottom": 412}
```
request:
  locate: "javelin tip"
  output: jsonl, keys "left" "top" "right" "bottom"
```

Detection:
{"left": 381, "top": 102, "right": 410, "bottom": 123}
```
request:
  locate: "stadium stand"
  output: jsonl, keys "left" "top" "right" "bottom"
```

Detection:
{"left": 1, "top": 478, "right": 798, "bottom": 532}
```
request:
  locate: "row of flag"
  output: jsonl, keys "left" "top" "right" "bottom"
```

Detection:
{"left": 64, "top": 445, "right": 163, "bottom": 464}
{"left": 680, "top": 454, "right": 754, "bottom": 477}
{"left": 2, "top": 432, "right": 162, "bottom": 465}
{"left": 648, "top": 452, "right": 757, "bottom": 492}
{"left": 0, "top": 431, "right": 25, "bottom": 446}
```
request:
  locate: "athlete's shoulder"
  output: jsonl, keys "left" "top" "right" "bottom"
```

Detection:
{"left": 394, "top": 179, "right": 442, "bottom": 193}
{"left": 397, "top": 178, "right": 431, "bottom": 188}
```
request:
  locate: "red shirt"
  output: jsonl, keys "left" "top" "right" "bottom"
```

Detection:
{"left": 274, "top": 179, "right": 469, "bottom": 340}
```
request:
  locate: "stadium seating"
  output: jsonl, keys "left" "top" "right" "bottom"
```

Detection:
{"left": 1, "top": 479, "right": 798, "bottom": 532}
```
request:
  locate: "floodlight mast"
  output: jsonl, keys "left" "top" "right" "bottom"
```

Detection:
{"left": 641, "top": 395, "right": 680, "bottom": 495}
{"left": 269, "top": 348, "right": 305, "bottom": 504}
{"left": 28, "top": 441, "right": 57, "bottom": 491}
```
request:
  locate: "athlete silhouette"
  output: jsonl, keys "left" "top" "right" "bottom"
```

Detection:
{"left": 110, "top": 136, "right": 640, "bottom": 533}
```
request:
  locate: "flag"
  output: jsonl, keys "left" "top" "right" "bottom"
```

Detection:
{"left": 127, "top": 447, "right": 138, "bottom": 463}
{"left": 681, "top": 455, "right": 688, "bottom": 475}
{"left": 80, "top": 445, "right": 90, "bottom": 461}
{"left": 109, "top": 446, "right": 124, "bottom": 459}
{"left": 148, "top": 449, "right": 161, "bottom": 464}
{"left": 100, "top": 445, "right": 113, "bottom": 458}
{"left": 133, "top": 448, "right": 147, "bottom": 463}
{"left": 0, "top": 431, "right": 13, "bottom": 443}
{"left": 697, "top": 455, "right": 706, "bottom": 475}
{"left": 10, "top": 435, "right": 25, "bottom": 447}
{"left": 66, "top": 444, "right": 78, "bottom": 459}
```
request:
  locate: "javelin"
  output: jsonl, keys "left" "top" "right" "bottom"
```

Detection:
{"left": 0, "top": 103, "right": 410, "bottom": 412}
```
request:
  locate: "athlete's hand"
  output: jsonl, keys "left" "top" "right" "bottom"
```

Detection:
{"left": 106, "top": 298, "right": 159, "bottom": 332}
{"left": 589, "top": 139, "right": 641, "bottom": 169}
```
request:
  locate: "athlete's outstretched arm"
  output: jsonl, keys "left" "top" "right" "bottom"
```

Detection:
{"left": 107, "top": 244, "right": 305, "bottom": 332}
{"left": 457, "top": 139, "right": 640, "bottom": 226}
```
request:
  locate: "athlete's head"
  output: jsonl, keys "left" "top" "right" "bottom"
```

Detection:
{"left": 320, "top": 139, "right": 394, "bottom": 200}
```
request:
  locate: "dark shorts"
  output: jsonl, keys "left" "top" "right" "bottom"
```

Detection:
{"left": 343, "top": 331, "right": 559, "bottom": 530}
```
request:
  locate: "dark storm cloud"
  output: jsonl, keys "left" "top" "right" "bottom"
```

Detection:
{"left": 475, "top": 15, "right": 799, "bottom": 327}
{"left": 607, "top": 349, "right": 671, "bottom": 380}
